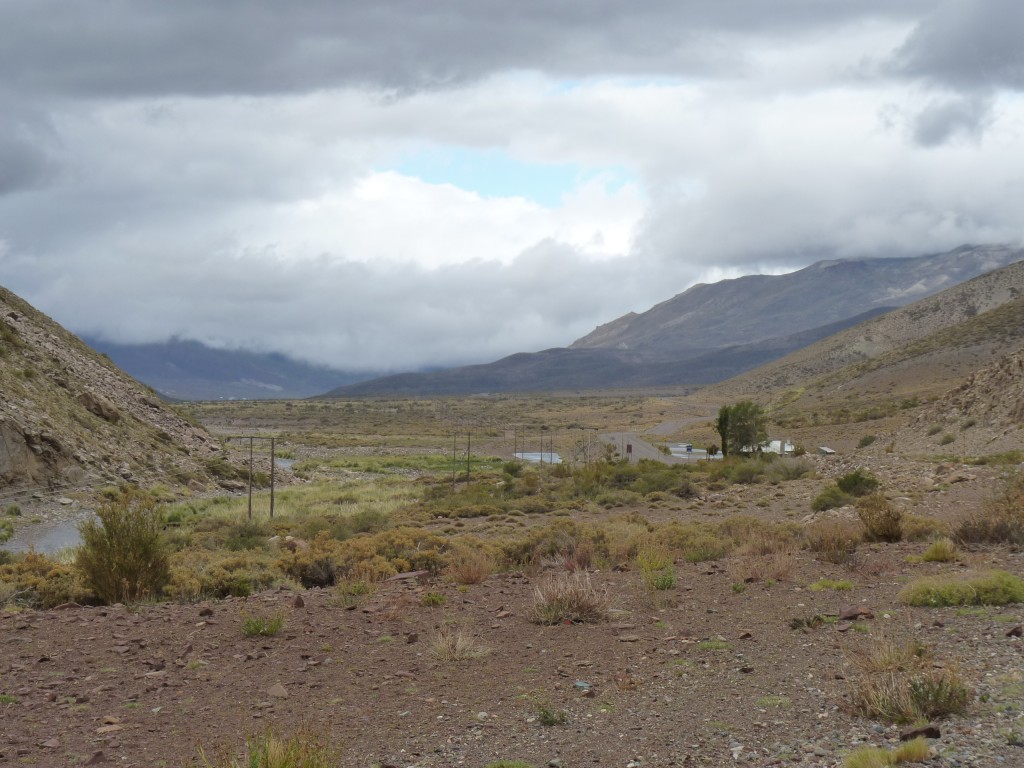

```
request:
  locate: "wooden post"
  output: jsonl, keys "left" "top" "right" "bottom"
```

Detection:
{"left": 269, "top": 437, "right": 275, "bottom": 518}
{"left": 466, "top": 431, "right": 471, "bottom": 481}
{"left": 451, "top": 431, "right": 457, "bottom": 493}
{"left": 247, "top": 436, "right": 253, "bottom": 521}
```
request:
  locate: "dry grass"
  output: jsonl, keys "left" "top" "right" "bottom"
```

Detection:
{"left": 531, "top": 572, "right": 609, "bottom": 625}
{"left": 898, "top": 570, "right": 1024, "bottom": 607}
{"left": 198, "top": 728, "right": 338, "bottom": 767}
{"left": 956, "top": 470, "right": 1024, "bottom": 545}
{"left": 445, "top": 547, "right": 496, "bottom": 585}
{"left": 431, "top": 622, "right": 488, "bottom": 661}
{"left": 847, "top": 636, "right": 970, "bottom": 723}
{"left": 857, "top": 493, "right": 903, "bottom": 543}
{"left": 727, "top": 551, "right": 795, "bottom": 583}
{"left": 805, "top": 519, "right": 862, "bottom": 565}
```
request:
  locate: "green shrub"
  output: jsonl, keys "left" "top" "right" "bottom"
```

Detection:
{"left": 637, "top": 545, "right": 676, "bottom": 590}
{"left": 242, "top": 612, "right": 285, "bottom": 637}
{"left": 857, "top": 435, "right": 877, "bottom": 449}
{"left": 812, "top": 484, "right": 854, "bottom": 511}
{"left": 939, "top": 433, "right": 955, "bottom": 445}
{"left": 0, "top": 550, "right": 94, "bottom": 608}
{"left": 857, "top": 494, "right": 903, "bottom": 543}
{"left": 4, "top": 504, "right": 21, "bottom": 517}
{"left": 76, "top": 490, "right": 170, "bottom": 604}
{"left": 0, "top": 519, "right": 12, "bottom": 545}
{"left": 837, "top": 468, "right": 880, "bottom": 497}
{"left": 926, "top": 425, "right": 942, "bottom": 436}
{"left": 899, "top": 570, "right": 1024, "bottom": 607}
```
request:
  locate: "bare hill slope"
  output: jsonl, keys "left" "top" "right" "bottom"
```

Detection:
{"left": 706, "top": 258, "right": 1024, "bottom": 405}
{"left": 0, "top": 285, "right": 221, "bottom": 491}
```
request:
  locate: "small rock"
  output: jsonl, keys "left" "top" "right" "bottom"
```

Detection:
{"left": 617, "top": 634, "right": 640, "bottom": 643}
{"left": 406, "top": 632, "right": 419, "bottom": 644}
{"left": 84, "top": 752, "right": 106, "bottom": 765}
{"left": 1006, "top": 625, "right": 1023, "bottom": 638}
{"left": 292, "top": 595, "right": 305, "bottom": 609}
{"left": 839, "top": 605, "right": 874, "bottom": 621}
{"left": 738, "top": 631, "right": 753, "bottom": 640}
{"left": 198, "top": 607, "right": 214, "bottom": 617}
{"left": 901, "top": 724, "right": 941, "bottom": 741}
{"left": 40, "top": 738, "right": 60, "bottom": 749}
{"left": 267, "top": 683, "right": 288, "bottom": 699}
{"left": 96, "top": 725, "right": 123, "bottom": 735}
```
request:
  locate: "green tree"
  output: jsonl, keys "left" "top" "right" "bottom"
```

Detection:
{"left": 715, "top": 401, "right": 768, "bottom": 457}
{"left": 716, "top": 405, "right": 731, "bottom": 457}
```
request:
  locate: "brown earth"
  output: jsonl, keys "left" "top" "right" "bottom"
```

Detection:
{"left": 3, "top": 456, "right": 1023, "bottom": 768}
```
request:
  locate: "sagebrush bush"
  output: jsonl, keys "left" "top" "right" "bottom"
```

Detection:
{"left": 837, "top": 468, "right": 881, "bottom": 497}
{"left": 636, "top": 544, "right": 675, "bottom": 590}
{"left": 812, "top": 484, "right": 854, "bottom": 512}
{"left": 0, "top": 550, "right": 94, "bottom": 608}
{"left": 446, "top": 545, "right": 495, "bottom": 584}
{"left": 76, "top": 490, "right": 170, "bottom": 604}
{"left": 857, "top": 494, "right": 903, "bottom": 542}
{"left": 899, "top": 570, "right": 1024, "bottom": 607}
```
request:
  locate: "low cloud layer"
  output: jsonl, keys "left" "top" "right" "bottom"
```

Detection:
{"left": 1, "top": 1, "right": 1022, "bottom": 373}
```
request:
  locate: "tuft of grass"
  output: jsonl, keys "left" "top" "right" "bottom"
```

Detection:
{"left": 530, "top": 572, "right": 608, "bottom": 625}
{"left": 0, "top": 694, "right": 18, "bottom": 704}
{"left": 421, "top": 591, "right": 446, "bottom": 607}
{"left": 844, "top": 737, "right": 930, "bottom": 767}
{"left": 636, "top": 544, "right": 675, "bottom": 591}
{"left": 197, "top": 728, "right": 338, "bottom": 767}
{"left": 857, "top": 435, "right": 877, "bottom": 449}
{"left": 445, "top": 547, "right": 496, "bottom": 585}
{"left": 939, "top": 433, "right": 955, "bottom": 446}
{"left": 535, "top": 703, "right": 568, "bottom": 726}
{"left": 921, "top": 537, "right": 957, "bottom": 563}
{"left": 847, "top": 636, "right": 970, "bottom": 723}
{"left": 431, "top": 622, "right": 487, "bottom": 661}
{"left": 809, "top": 578, "right": 854, "bottom": 592}
{"left": 242, "top": 612, "right": 285, "bottom": 637}
{"left": 332, "top": 578, "right": 374, "bottom": 608}
{"left": 697, "top": 639, "right": 731, "bottom": 651}
{"left": 898, "top": 570, "right": 1024, "bottom": 607}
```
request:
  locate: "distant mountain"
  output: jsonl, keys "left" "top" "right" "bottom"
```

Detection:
{"left": 324, "top": 244, "right": 1023, "bottom": 397}
{"left": 84, "top": 338, "right": 377, "bottom": 400}
{"left": 0, "top": 286, "right": 222, "bottom": 491}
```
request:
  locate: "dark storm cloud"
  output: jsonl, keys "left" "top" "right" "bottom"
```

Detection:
{"left": 912, "top": 94, "right": 993, "bottom": 147}
{"left": 1, "top": 0, "right": 929, "bottom": 98}
{"left": 892, "top": 0, "right": 1024, "bottom": 91}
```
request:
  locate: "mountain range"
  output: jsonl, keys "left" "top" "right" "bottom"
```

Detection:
{"left": 325, "top": 244, "right": 1023, "bottom": 397}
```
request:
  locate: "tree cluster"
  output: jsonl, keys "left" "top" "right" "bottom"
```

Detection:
{"left": 714, "top": 400, "right": 768, "bottom": 457}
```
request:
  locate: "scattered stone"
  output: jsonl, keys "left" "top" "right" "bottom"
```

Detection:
{"left": 292, "top": 594, "right": 305, "bottom": 609}
{"left": 84, "top": 751, "right": 106, "bottom": 765}
{"left": 198, "top": 607, "right": 214, "bottom": 617}
{"left": 738, "top": 631, "right": 753, "bottom": 640}
{"left": 406, "top": 632, "right": 419, "bottom": 644}
{"left": 267, "top": 683, "right": 288, "bottom": 699}
{"left": 839, "top": 605, "right": 874, "bottom": 621}
{"left": 617, "top": 634, "right": 641, "bottom": 643}
{"left": 96, "top": 724, "right": 123, "bottom": 735}
{"left": 40, "top": 738, "right": 60, "bottom": 749}
{"left": 1006, "top": 625, "right": 1023, "bottom": 638}
{"left": 901, "top": 724, "right": 941, "bottom": 740}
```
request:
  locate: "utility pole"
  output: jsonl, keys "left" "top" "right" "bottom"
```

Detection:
{"left": 466, "top": 431, "right": 471, "bottom": 482}
{"left": 247, "top": 436, "right": 253, "bottom": 521}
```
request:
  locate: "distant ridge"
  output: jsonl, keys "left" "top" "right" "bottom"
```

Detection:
{"left": 324, "top": 244, "right": 1022, "bottom": 397}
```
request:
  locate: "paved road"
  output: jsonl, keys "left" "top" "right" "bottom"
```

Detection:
{"left": 600, "top": 432, "right": 693, "bottom": 465}
{"left": 644, "top": 412, "right": 717, "bottom": 437}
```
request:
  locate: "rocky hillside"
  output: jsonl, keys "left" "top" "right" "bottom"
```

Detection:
{"left": 0, "top": 285, "right": 221, "bottom": 492}
{"left": 894, "top": 347, "right": 1024, "bottom": 456}
{"left": 707, "top": 258, "right": 1024, "bottom": 405}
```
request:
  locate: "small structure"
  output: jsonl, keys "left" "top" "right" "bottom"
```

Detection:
{"left": 818, "top": 446, "right": 836, "bottom": 455}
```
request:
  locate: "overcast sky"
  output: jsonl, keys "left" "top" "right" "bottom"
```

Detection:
{"left": 1, "top": 1, "right": 1022, "bottom": 373}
